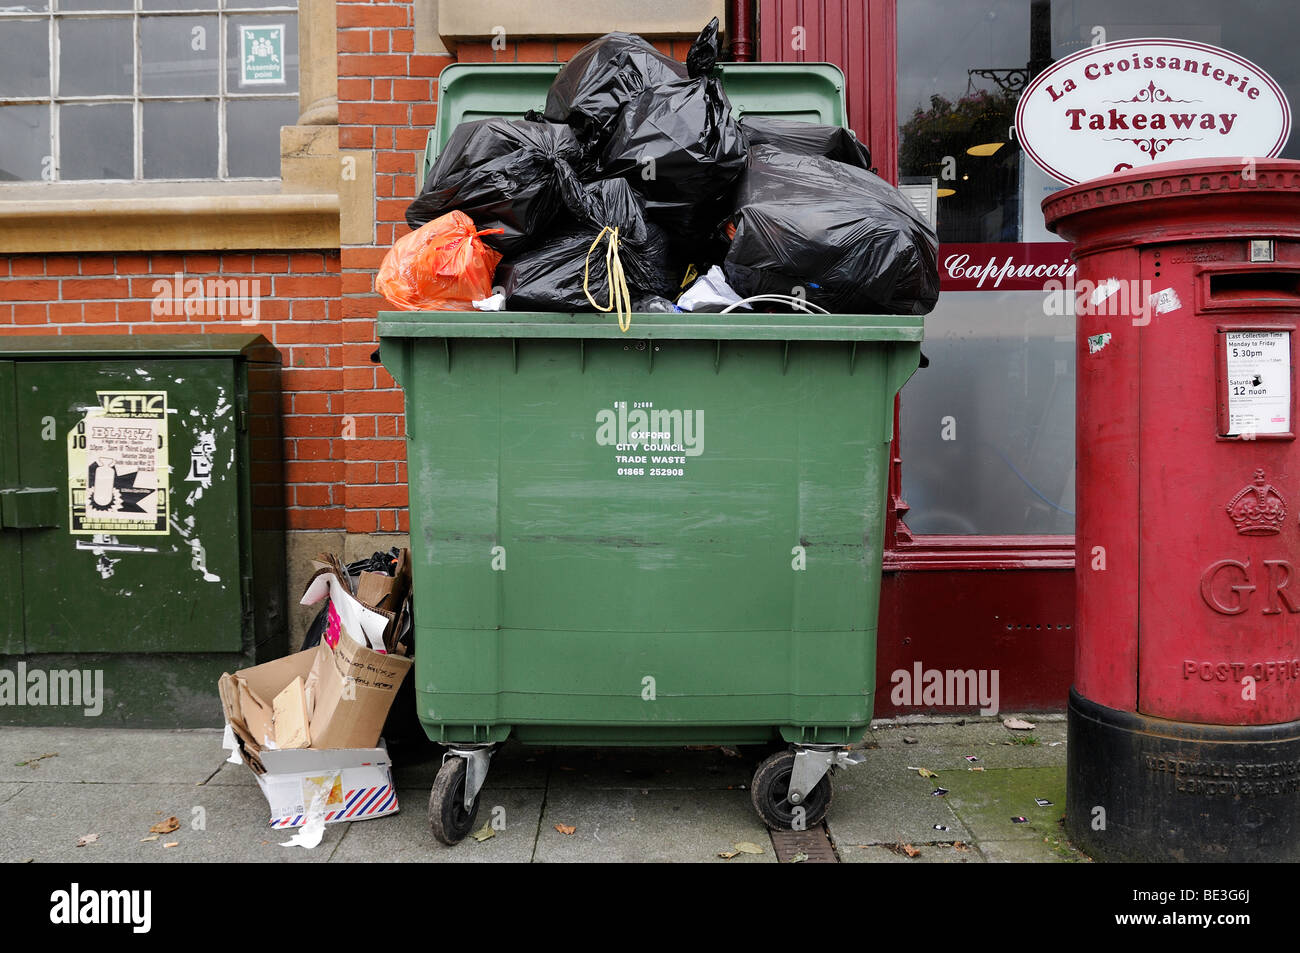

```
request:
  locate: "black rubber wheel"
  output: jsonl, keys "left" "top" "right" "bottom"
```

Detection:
{"left": 750, "top": 749, "right": 833, "bottom": 830}
{"left": 428, "top": 757, "right": 480, "bottom": 845}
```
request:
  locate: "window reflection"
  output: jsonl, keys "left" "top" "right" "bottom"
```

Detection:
{"left": 896, "top": 0, "right": 1297, "bottom": 536}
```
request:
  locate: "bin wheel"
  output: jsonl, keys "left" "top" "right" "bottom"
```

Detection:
{"left": 750, "top": 749, "right": 832, "bottom": 830}
{"left": 428, "top": 757, "right": 480, "bottom": 845}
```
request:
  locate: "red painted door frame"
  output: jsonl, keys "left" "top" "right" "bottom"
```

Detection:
{"left": 757, "top": 0, "right": 1075, "bottom": 714}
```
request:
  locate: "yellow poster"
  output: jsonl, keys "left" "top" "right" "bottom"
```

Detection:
{"left": 68, "top": 391, "right": 170, "bottom": 536}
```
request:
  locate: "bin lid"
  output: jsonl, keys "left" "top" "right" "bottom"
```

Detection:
{"left": 378, "top": 310, "right": 922, "bottom": 343}
{"left": 421, "top": 61, "right": 849, "bottom": 182}
{"left": 0, "top": 333, "right": 278, "bottom": 362}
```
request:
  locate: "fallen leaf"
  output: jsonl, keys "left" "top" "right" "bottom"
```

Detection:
{"left": 883, "top": 842, "right": 921, "bottom": 858}
{"left": 717, "top": 849, "right": 740, "bottom": 859}
{"left": 1003, "top": 717, "right": 1037, "bottom": 730}
{"left": 470, "top": 823, "right": 496, "bottom": 843}
{"left": 140, "top": 835, "right": 159, "bottom": 842}
{"left": 789, "top": 851, "right": 809, "bottom": 863}
{"left": 76, "top": 833, "right": 99, "bottom": 847}
{"left": 734, "top": 842, "right": 764, "bottom": 854}
{"left": 953, "top": 841, "right": 970, "bottom": 852}
{"left": 163, "top": 841, "right": 180, "bottom": 848}
{"left": 720, "top": 746, "right": 742, "bottom": 759}
{"left": 916, "top": 767, "right": 938, "bottom": 778}
{"left": 16, "top": 753, "right": 57, "bottom": 768}
{"left": 554, "top": 823, "right": 576, "bottom": 836}
{"left": 149, "top": 816, "right": 180, "bottom": 834}
{"left": 902, "top": 736, "right": 919, "bottom": 745}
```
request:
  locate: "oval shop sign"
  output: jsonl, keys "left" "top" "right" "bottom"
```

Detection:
{"left": 1015, "top": 38, "right": 1290, "bottom": 185}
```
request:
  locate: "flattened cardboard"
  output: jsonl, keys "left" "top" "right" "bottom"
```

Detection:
{"left": 272, "top": 675, "right": 311, "bottom": 749}
{"left": 308, "top": 638, "right": 413, "bottom": 749}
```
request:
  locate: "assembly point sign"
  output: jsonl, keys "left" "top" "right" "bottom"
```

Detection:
{"left": 239, "top": 24, "right": 285, "bottom": 86}
{"left": 1016, "top": 38, "right": 1290, "bottom": 185}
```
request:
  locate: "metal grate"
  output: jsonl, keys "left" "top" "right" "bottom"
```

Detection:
{"left": 770, "top": 824, "right": 839, "bottom": 863}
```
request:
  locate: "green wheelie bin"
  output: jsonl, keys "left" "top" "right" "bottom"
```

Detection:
{"left": 379, "top": 62, "right": 926, "bottom": 845}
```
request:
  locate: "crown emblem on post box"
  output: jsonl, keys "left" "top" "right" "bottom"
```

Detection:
{"left": 1226, "top": 469, "right": 1287, "bottom": 535}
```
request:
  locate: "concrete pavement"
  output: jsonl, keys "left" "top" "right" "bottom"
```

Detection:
{"left": 1, "top": 716, "right": 1087, "bottom": 863}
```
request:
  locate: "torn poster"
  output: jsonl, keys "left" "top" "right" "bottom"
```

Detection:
{"left": 68, "top": 390, "right": 170, "bottom": 535}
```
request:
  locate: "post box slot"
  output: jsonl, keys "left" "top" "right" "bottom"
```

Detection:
{"left": 1207, "top": 270, "right": 1300, "bottom": 305}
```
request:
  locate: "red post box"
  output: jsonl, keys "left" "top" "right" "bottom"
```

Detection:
{"left": 1044, "top": 158, "right": 1300, "bottom": 862}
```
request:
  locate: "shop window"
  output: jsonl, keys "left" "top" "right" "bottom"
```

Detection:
{"left": 896, "top": 0, "right": 1300, "bottom": 537}
{"left": 0, "top": 0, "right": 299, "bottom": 181}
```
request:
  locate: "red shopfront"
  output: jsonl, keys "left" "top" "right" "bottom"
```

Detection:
{"left": 755, "top": 0, "right": 1300, "bottom": 714}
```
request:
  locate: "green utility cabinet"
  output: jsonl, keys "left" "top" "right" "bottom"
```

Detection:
{"left": 0, "top": 334, "right": 286, "bottom": 726}
{"left": 381, "top": 62, "right": 925, "bottom": 843}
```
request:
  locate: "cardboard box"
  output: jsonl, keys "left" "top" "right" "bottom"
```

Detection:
{"left": 221, "top": 728, "right": 398, "bottom": 829}
{"left": 218, "top": 638, "right": 413, "bottom": 764}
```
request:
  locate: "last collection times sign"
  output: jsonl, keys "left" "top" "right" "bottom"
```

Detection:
{"left": 1224, "top": 331, "right": 1291, "bottom": 437}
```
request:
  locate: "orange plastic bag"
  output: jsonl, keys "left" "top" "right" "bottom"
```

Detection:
{"left": 375, "top": 210, "right": 504, "bottom": 311}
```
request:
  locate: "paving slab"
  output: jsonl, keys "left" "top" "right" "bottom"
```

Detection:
{"left": 939, "top": 765, "right": 1068, "bottom": 847}
{"left": 839, "top": 843, "right": 985, "bottom": 863}
{"left": 0, "top": 781, "right": 348, "bottom": 863}
{"left": 864, "top": 739, "right": 1070, "bottom": 772}
{"left": 330, "top": 786, "right": 544, "bottom": 863}
{"left": 535, "top": 787, "right": 776, "bottom": 863}
{"left": 826, "top": 755, "right": 973, "bottom": 848}
{"left": 869, "top": 718, "right": 1067, "bottom": 750}
{"left": 0, "top": 727, "right": 226, "bottom": 785}
{"left": 544, "top": 745, "right": 754, "bottom": 792}
{"left": 978, "top": 837, "right": 1089, "bottom": 863}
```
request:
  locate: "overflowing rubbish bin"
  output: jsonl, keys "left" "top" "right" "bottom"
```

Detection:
{"left": 378, "top": 27, "right": 932, "bottom": 843}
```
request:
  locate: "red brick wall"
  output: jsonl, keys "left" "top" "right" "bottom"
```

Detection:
{"left": 0, "top": 251, "right": 346, "bottom": 532}
{"left": 0, "top": 12, "right": 689, "bottom": 538}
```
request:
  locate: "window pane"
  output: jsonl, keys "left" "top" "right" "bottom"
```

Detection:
{"left": 60, "top": 103, "right": 132, "bottom": 179}
{"left": 0, "top": 20, "right": 50, "bottom": 98}
{"left": 226, "top": 97, "right": 297, "bottom": 177}
{"left": 900, "top": 292, "right": 1076, "bottom": 535}
{"left": 227, "top": 16, "right": 297, "bottom": 92}
{"left": 58, "top": 17, "right": 133, "bottom": 96}
{"left": 227, "top": 0, "right": 298, "bottom": 8}
{"left": 60, "top": 0, "right": 131, "bottom": 10}
{"left": 142, "top": 0, "right": 217, "bottom": 9}
{"left": 897, "top": 0, "right": 1300, "bottom": 538}
{"left": 0, "top": 105, "right": 49, "bottom": 181}
{"left": 142, "top": 16, "right": 219, "bottom": 95}
{"left": 142, "top": 100, "right": 216, "bottom": 177}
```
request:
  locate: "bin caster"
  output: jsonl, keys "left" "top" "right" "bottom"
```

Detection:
{"left": 750, "top": 745, "right": 867, "bottom": 830}
{"left": 428, "top": 745, "right": 493, "bottom": 845}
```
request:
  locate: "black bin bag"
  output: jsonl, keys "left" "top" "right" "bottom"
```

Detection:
{"left": 737, "top": 115, "right": 872, "bottom": 170}
{"left": 598, "top": 17, "right": 746, "bottom": 243}
{"left": 496, "top": 168, "right": 676, "bottom": 313}
{"left": 723, "top": 145, "right": 939, "bottom": 315}
{"left": 405, "top": 117, "right": 584, "bottom": 255}
{"left": 544, "top": 33, "right": 687, "bottom": 152}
